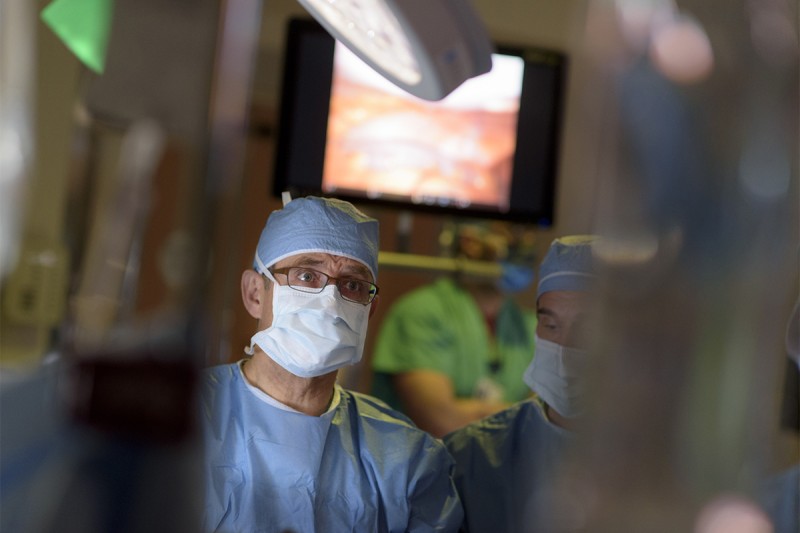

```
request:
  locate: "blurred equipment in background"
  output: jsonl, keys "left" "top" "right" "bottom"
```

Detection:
{"left": 1, "top": 0, "right": 65, "bottom": 366}
{"left": 548, "top": 0, "right": 799, "bottom": 532}
{"left": 1, "top": 0, "right": 263, "bottom": 530}
{"left": 0, "top": 0, "right": 35, "bottom": 284}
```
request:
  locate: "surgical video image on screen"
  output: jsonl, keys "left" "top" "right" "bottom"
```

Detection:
{"left": 322, "top": 43, "right": 524, "bottom": 211}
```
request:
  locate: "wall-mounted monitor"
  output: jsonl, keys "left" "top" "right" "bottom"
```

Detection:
{"left": 272, "top": 18, "right": 567, "bottom": 225}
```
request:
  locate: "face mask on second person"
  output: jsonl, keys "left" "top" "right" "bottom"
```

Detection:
{"left": 524, "top": 335, "right": 589, "bottom": 419}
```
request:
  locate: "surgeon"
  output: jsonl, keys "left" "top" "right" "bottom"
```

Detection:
{"left": 199, "top": 196, "right": 463, "bottom": 533}
{"left": 443, "top": 235, "right": 598, "bottom": 533}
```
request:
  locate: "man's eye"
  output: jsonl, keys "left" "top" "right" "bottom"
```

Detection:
{"left": 343, "top": 279, "right": 363, "bottom": 292}
{"left": 538, "top": 319, "right": 558, "bottom": 331}
{"left": 294, "top": 269, "right": 316, "bottom": 283}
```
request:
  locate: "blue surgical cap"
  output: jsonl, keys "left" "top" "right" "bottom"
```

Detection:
{"left": 253, "top": 196, "right": 379, "bottom": 280}
{"left": 536, "top": 235, "right": 597, "bottom": 300}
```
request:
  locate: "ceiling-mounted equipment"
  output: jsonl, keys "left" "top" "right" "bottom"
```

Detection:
{"left": 296, "top": 0, "right": 494, "bottom": 101}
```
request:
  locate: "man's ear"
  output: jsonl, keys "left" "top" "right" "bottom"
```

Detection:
{"left": 242, "top": 269, "right": 267, "bottom": 319}
{"left": 368, "top": 295, "right": 380, "bottom": 319}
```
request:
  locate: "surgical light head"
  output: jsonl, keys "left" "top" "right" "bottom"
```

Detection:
{"left": 537, "top": 235, "right": 598, "bottom": 301}
{"left": 253, "top": 196, "right": 379, "bottom": 281}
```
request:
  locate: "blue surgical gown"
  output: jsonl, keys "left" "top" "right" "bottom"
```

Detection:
{"left": 200, "top": 362, "right": 464, "bottom": 533}
{"left": 443, "top": 400, "right": 572, "bottom": 533}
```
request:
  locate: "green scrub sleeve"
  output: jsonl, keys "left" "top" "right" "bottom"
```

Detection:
{"left": 371, "top": 286, "right": 467, "bottom": 377}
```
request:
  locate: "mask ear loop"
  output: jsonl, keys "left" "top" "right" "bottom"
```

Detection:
{"left": 244, "top": 268, "right": 279, "bottom": 356}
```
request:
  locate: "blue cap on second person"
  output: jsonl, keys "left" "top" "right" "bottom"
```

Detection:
{"left": 536, "top": 235, "right": 598, "bottom": 300}
{"left": 253, "top": 196, "right": 379, "bottom": 280}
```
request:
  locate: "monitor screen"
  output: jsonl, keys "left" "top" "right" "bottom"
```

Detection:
{"left": 273, "top": 18, "right": 567, "bottom": 225}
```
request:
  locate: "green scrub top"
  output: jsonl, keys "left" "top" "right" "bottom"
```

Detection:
{"left": 371, "top": 278, "right": 537, "bottom": 410}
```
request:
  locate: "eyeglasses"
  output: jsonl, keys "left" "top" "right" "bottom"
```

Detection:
{"left": 270, "top": 267, "right": 379, "bottom": 305}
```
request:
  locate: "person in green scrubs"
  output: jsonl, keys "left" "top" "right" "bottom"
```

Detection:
{"left": 371, "top": 223, "right": 537, "bottom": 437}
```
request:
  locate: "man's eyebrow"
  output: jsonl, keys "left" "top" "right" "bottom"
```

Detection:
{"left": 341, "top": 264, "right": 372, "bottom": 280}
{"left": 290, "top": 257, "right": 325, "bottom": 268}
{"left": 536, "top": 307, "right": 557, "bottom": 318}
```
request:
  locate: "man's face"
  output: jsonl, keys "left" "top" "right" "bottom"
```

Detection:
{"left": 536, "top": 290, "right": 591, "bottom": 349}
{"left": 259, "top": 252, "right": 376, "bottom": 329}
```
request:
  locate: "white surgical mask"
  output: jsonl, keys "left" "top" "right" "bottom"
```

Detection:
{"left": 523, "top": 334, "right": 589, "bottom": 419}
{"left": 246, "top": 278, "right": 370, "bottom": 378}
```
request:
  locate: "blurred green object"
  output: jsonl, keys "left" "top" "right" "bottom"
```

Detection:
{"left": 41, "top": 0, "right": 112, "bottom": 73}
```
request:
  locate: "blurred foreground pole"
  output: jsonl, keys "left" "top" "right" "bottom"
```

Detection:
{"left": 553, "top": 0, "right": 798, "bottom": 531}
{"left": 1, "top": 0, "right": 263, "bottom": 532}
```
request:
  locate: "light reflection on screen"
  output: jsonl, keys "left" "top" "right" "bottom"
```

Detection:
{"left": 322, "top": 43, "right": 524, "bottom": 212}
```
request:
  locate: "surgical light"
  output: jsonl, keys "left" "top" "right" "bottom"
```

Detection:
{"left": 296, "top": 0, "right": 494, "bottom": 101}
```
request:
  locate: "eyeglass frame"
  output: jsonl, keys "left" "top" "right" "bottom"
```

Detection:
{"left": 267, "top": 266, "right": 379, "bottom": 305}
